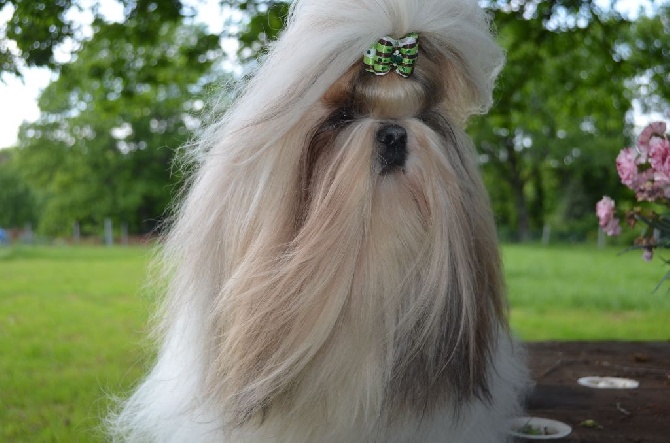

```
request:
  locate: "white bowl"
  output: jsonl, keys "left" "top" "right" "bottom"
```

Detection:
{"left": 509, "top": 416, "right": 572, "bottom": 439}
{"left": 577, "top": 376, "right": 639, "bottom": 389}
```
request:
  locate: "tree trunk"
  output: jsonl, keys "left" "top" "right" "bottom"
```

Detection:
{"left": 504, "top": 137, "right": 531, "bottom": 242}
{"left": 510, "top": 176, "right": 531, "bottom": 242}
{"left": 529, "top": 163, "right": 545, "bottom": 230}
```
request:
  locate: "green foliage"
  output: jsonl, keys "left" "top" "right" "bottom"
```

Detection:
{"left": 5, "top": 1, "right": 668, "bottom": 241}
{"left": 0, "top": 0, "right": 74, "bottom": 75}
{"left": 228, "top": 1, "right": 290, "bottom": 60}
{"left": 623, "top": 4, "right": 669, "bottom": 115}
{"left": 0, "top": 149, "right": 37, "bottom": 227}
{"left": 489, "top": 1, "right": 667, "bottom": 241}
{"left": 0, "top": 0, "right": 187, "bottom": 76}
{"left": 471, "top": 0, "right": 642, "bottom": 240}
{"left": 15, "top": 16, "right": 224, "bottom": 236}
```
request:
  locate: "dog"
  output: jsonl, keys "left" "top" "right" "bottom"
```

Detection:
{"left": 110, "top": 0, "right": 529, "bottom": 441}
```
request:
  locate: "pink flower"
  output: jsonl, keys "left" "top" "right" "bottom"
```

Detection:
{"left": 596, "top": 196, "right": 621, "bottom": 236}
{"left": 616, "top": 147, "right": 640, "bottom": 189}
{"left": 650, "top": 134, "right": 670, "bottom": 152}
{"left": 631, "top": 169, "right": 664, "bottom": 201}
{"left": 603, "top": 217, "right": 622, "bottom": 236}
{"left": 596, "top": 196, "right": 616, "bottom": 225}
{"left": 648, "top": 135, "right": 670, "bottom": 184}
{"left": 638, "top": 121, "right": 667, "bottom": 150}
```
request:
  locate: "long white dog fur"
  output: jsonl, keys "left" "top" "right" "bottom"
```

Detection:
{"left": 110, "top": 0, "right": 530, "bottom": 441}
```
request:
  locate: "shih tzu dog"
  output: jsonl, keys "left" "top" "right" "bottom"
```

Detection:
{"left": 110, "top": 0, "right": 529, "bottom": 441}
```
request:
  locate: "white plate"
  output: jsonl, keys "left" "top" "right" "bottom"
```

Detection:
{"left": 509, "top": 416, "right": 572, "bottom": 439}
{"left": 577, "top": 376, "right": 639, "bottom": 389}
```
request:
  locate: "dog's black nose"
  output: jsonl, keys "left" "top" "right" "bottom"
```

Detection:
{"left": 376, "top": 123, "right": 407, "bottom": 173}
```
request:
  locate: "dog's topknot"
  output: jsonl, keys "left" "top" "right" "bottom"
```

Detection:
{"left": 203, "top": 0, "right": 504, "bottom": 159}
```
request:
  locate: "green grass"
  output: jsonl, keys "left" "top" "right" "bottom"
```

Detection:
{"left": 1, "top": 243, "right": 669, "bottom": 441}
{"left": 0, "top": 246, "right": 153, "bottom": 442}
{"left": 504, "top": 244, "right": 670, "bottom": 340}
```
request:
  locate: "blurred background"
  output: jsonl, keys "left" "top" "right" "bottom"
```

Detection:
{"left": 0, "top": 0, "right": 667, "bottom": 244}
{"left": 0, "top": 0, "right": 668, "bottom": 441}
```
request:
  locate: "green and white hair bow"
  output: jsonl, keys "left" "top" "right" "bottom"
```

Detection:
{"left": 363, "top": 33, "right": 419, "bottom": 78}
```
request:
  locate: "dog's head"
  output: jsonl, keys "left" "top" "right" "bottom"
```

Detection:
{"left": 164, "top": 0, "right": 507, "bottom": 432}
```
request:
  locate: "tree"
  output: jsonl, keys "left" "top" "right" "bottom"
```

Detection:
{"left": 0, "top": 0, "right": 74, "bottom": 76}
{"left": 0, "top": 0, "right": 187, "bottom": 77}
{"left": 624, "top": 3, "right": 669, "bottom": 116}
{"left": 0, "top": 149, "right": 37, "bottom": 228}
{"left": 16, "top": 13, "right": 224, "bottom": 236}
{"left": 7, "top": 0, "right": 667, "bottom": 241}
{"left": 223, "top": 1, "right": 289, "bottom": 61}
{"left": 1, "top": 0, "right": 291, "bottom": 77}
{"left": 469, "top": 0, "right": 663, "bottom": 240}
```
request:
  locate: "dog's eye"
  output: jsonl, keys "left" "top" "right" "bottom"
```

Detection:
{"left": 328, "top": 107, "right": 355, "bottom": 129}
{"left": 419, "top": 110, "right": 456, "bottom": 144}
{"left": 418, "top": 112, "right": 434, "bottom": 125}
{"left": 338, "top": 107, "right": 354, "bottom": 123}
{"left": 418, "top": 111, "right": 443, "bottom": 131}
{"left": 320, "top": 107, "right": 356, "bottom": 133}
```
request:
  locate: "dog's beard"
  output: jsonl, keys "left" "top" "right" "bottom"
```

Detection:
{"left": 203, "top": 112, "right": 505, "bottom": 431}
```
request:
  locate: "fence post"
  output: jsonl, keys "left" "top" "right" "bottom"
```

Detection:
{"left": 121, "top": 222, "right": 128, "bottom": 245}
{"left": 597, "top": 227, "right": 605, "bottom": 249}
{"left": 541, "top": 224, "right": 551, "bottom": 246}
{"left": 24, "top": 223, "right": 33, "bottom": 244}
{"left": 104, "top": 218, "right": 113, "bottom": 246}
{"left": 73, "top": 221, "right": 80, "bottom": 244}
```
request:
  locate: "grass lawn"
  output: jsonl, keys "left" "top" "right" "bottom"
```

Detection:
{"left": 1, "top": 243, "right": 668, "bottom": 441}
{"left": 504, "top": 244, "right": 670, "bottom": 340}
{"left": 0, "top": 246, "right": 154, "bottom": 442}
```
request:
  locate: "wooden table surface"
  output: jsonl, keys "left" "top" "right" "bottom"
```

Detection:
{"left": 517, "top": 341, "right": 670, "bottom": 442}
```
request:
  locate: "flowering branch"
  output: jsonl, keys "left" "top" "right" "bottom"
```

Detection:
{"left": 596, "top": 121, "right": 669, "bottom": 262}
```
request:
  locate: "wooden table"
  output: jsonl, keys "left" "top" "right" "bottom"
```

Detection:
{"left": 519, "top": 342, "right": 670, "bottom": 442}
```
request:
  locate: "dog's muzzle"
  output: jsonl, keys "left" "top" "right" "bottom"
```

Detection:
{"left": 376, "top": 123, "right": 407, "bottom": 173}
